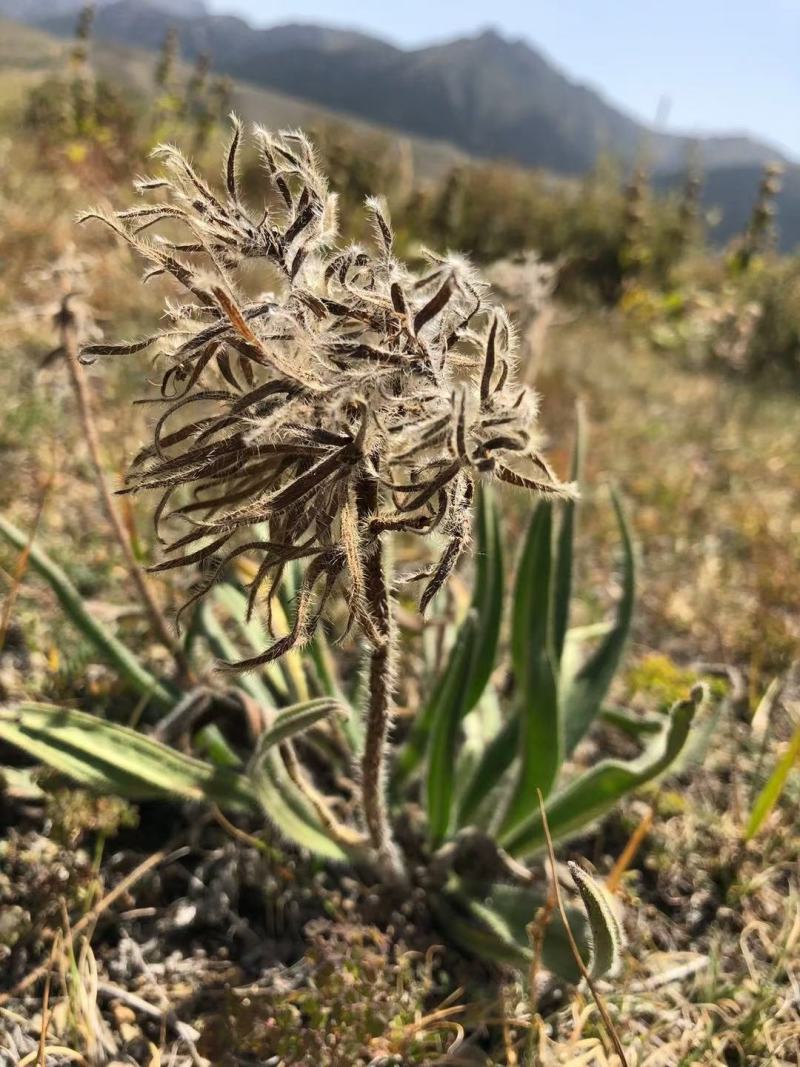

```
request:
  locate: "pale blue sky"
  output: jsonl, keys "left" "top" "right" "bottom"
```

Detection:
{"left": 207, "top": 0, "right": 800, "bottom": 158}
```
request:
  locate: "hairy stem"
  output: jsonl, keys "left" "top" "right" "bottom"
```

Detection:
{"left": 357, "top": 474, "right": 405, "bottom": 883}
{"left": 57, "top": 296, "right": 190, "bottom": 682}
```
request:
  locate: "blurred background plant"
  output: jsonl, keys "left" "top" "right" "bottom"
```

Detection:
{"left": 23, "top": 3, "right": 140, "bottom": 174}
{"left": 22, "top": 3, "right": 233, "bottom": 177}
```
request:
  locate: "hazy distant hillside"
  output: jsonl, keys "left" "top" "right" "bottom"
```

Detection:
{"left": 34, "top": 0, "right": 790, "bottom": 177}
{"left": 7, "top": 2, "right": 800, "bottom": 248}
{"left": 36, "top": 3, "right": 390, "bottom": 62}
{"left": 0, "top": 0, "right": 207, "bottom": 17}
{"left": 0, "top": 16, "right": 465, "bottom": 182}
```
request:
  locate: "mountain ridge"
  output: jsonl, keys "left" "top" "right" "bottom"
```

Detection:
{"left": 6, "top": 0, "right": 799, "bottom": 249}
{"left": 28, "top": 0, "right": 791, "bottom": 177}
{"left": 0, "top": 0, "right": 208, "bottom": 17}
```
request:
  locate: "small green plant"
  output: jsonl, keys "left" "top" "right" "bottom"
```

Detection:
{"left": 198, "top": 921, "right": 458, "bottom": 1065}
{"left": 0, "top": 125, "right": 703, "bottom": 982}
{"left": 746, "top": 671, "right": 800, "bottom": 838}
{"left": 622, "top": 162, "right": 800, "bottom": 383}
{"left": 747, "top": 720, "right": 800, "bottom": 838}
{"left": 728, "top": 161, "right": 784, "bottom": 275}
{"left": 23, "top": 3, "right": 140, "bottom": 171}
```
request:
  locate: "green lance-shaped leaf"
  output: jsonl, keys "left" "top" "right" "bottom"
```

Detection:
{"left": 0, "top": 703, "right": 256, "bottom": 812}
{"left": 457, "top": 715, "right": 518, "bottom": 829}
{"left": 560, "top": 489, "right": 635, "bottom": 756}
{"left": 194, "top": 724, "right": 243, "bottom": 768}
{"left": 432, "top": 880, "right": 591, "bottom": 982}
{"left": 211, "top": 584, "right": 291, "bottom": 704}
{"left": 568, "top": 861, "right": 624, "bottom": 979}
{"left": 553, "top": 404, "right": 586, "bottom": 665}
{"left": 258, "top": 697, "right": 347, "bottom": 751}
{"left": 503, "top": 686, "right": 704, "bottom": 859}
{"left": 274, "top": 563, "right": 314, "bottom": 702}
{"left": 599, "top": 705, "right": 663, "bottom": 738}
{"left": 307, "top": 622, "right": 345, "bottom": 702}
{"left": 197, "top": 601, "right": 353, "bottom": 853}
{"left": 249, "top": 733, "right": 349, "bottom": 863}
{"left": 0, "top": 517, "right": 175, "bottom": 710}
{"left": 197, "top": 601, "right": 274, "bottom": 709}
{"left": 746, "top": 719, "right": 800, "bottom": 838}
{"left": 499, "top": 500, "right": 560, "bottom": 834}
{"left": 395, "top": 487, "right": 503, "bottom": 789}
{"left": 430, "top": 892, "right": 530, "bottom": 969}
{"left": 465, "top": 486, "right": 505, "bottom": 709}
{"left": 426, "top": 611, "right": 479, "bottom": 845}
{"left": 300, "top": 604, "right": 357, "bottom": 751}
{"left": 196, "top": 607, "right": 350, "bottom": 860}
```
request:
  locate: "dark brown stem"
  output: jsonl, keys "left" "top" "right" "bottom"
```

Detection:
{"left": 357, "top": 473, "right": 405, "bottom": 884}
{"left": 57, "top": 296, "right": 191, "bottom": 683}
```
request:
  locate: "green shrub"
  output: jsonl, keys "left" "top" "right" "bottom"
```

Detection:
{"left": 415, "top": 155, "right": 697, "bottom": 304}
{"left": 624, "top": 255, "right": 800, "bottom": 381}
{"left": 22, "top": 4, "right": 141, "bottom": 170}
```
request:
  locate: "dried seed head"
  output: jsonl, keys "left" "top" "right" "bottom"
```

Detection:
{"left": 81, "top": 121, "right": 574, "bottom": 666}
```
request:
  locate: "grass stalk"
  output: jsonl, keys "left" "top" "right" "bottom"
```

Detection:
{"left": 56, "top": 294, "right": 189, "bottom": 681}
{"left": 0, "top": 516, "right": 175, "bottom": 708}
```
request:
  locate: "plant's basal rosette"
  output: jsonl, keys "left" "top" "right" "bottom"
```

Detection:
{"left": 81, "top": 120, "right": 575, "bottom": 666}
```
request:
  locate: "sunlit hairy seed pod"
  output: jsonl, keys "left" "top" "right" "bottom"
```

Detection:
{"left": 80, "top": 119, "right": 576, "bottom": 669}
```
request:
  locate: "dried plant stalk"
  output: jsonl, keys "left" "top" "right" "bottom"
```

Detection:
{"left": 56, "top": 295, "right": 188, "bottom": 679}
{"left": 81, "top": 121, "right": 573, "bottom": 879}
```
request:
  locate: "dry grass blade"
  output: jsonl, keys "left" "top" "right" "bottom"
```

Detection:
{"left": 18, "top": 1047, "right": 85, "bottom": 1066}
{"left": 56, "top": 291, "right": 190, "bottom": 680}
{"left": 37, "top": 932, "right": 60, "bottom": 1067}
{"left": 0, "top": 475, "right": 51, "bottom": 651}
{"left": 606, "top": 807, "right": 654, "bottom": 895}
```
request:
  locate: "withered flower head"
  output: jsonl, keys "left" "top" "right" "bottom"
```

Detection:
{"left": 81, "top": 120, "right": 574, "bottom": 668}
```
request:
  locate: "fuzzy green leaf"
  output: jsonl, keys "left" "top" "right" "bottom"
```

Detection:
{"left": 560, "top": 490, "right": 635, "bottom": 755}
{"left": 465, "top": 486, "right": 505, "bottom": 710}
{"left": 0, "top": 517, "right": 175, "bottom": 710}
{"left": 432, "top": 881, "right": 590, "bottom": 982}
{"left": 197, "top": 601, "right": 274, "bottom": 709}
{"left": 307, "top": 623, "right": 346, "bottom": 701}
{"left": 305, "top": 619, "right": 359, "bottom": 752}
{"left": 248, "top": 740, "right": 349, "bottom": 862}
{"left": 599, "top": 706, "right": 663, "bottom": 737}
{"left": 503, "top": 686, "right": 703, "bottom": 858}
{"left": 0, "top": 703, "right": 256, "bottom": 812}
{"left": 212, "top": 584, "right": 291, "bottom": 703}
{"left": 568, "top": 861, "right": 624, "bottom": 979}
{"left": 457, "top": 715, "right": 518, "bottom": 828}
{"left": 430, "top": 892, "right": 529, "bottom": 968}
{"left": 259, "top": 698, "right": 347, "bottom": 751}
{"left": 194, "top": 724, "right": 244, "bottom": 768}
